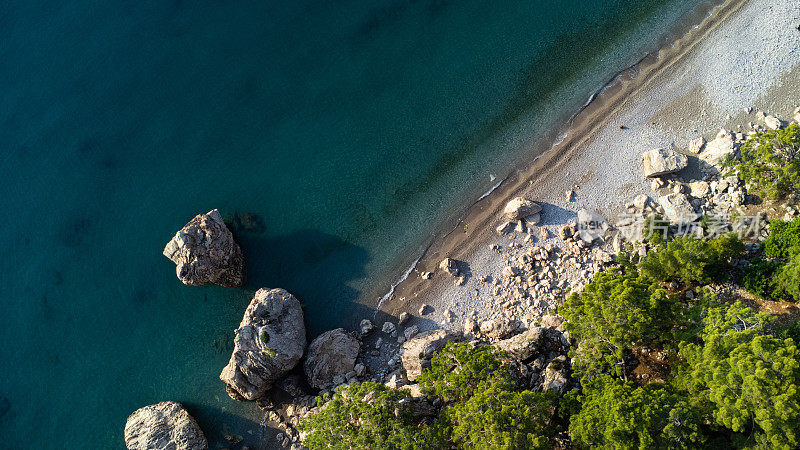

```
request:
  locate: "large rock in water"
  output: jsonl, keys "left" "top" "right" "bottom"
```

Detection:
{"left": 304, "top": 328, "right": 361, "bottom": 390}
{"left": 401, "top": 329, "right": 460, "bottom": 381}
{"left": 220, "top": 288, "right": 306, "bottom": 400}
{"left": 642, "top": 148, "right": 688, "bottom": 178}
{"left": 124, "top": 402, "right": 207, "bottom": 450}
{"left": 503, "top": 197, "right": 542, "bottom": 220}
{"left": 163, "top": 209, "right": 244, "bottom": 287}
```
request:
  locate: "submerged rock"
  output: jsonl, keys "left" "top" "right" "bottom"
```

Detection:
{"left": 642, "top": 148, "right": 688, "bottom": 177}
{"left": 503, "top": 197, "right": 542, "bottom": 220}
{"left": 124, "top": 401, "right": 207, "bottom": 450}
{"left": 304, "top": 328, "right": 360, "bottom": 390}
{"left": 163, "top": 209, "right": 244, "bottom": 287}
{"left": 220, "top": 288, "right": 306, "bottom": 401}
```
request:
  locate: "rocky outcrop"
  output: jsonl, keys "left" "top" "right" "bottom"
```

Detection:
{"left": 658, "top": 193, "right": 698, "bottom": 223}
{"left": 401, "top": 330, "right": 460, "bottom": 381}
{"left": 503, "top": 197, "right": 542, "bottom": 220}
{"left": 124, "top": 402, "right": 207, "bottom": 450}
{"left": 163, "top": 209, "right": 244, "bottom": 287}
{"left": 304, "top": 328, "right": 360, "bottom": 390}
{"left": 700, "top": 129, "right": 735, "bottom": 169}
{"left": 764, "top": 115, "right": 783, "bottom": 130}
{"left": 642, "top": 148, "right": 688, "bottom": 177}
{"left": 220, "top": 288, "right": 306, "bottom": 401}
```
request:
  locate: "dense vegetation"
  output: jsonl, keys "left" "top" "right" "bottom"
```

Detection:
{"left": 722, "top": 122, "right": 800, "bottom": 199}
{"left": 300, "top": 216, "right": 800, "bottom": 449}
{"left": 743, "top": 218, "right": 800, "bottom": 302}
{"left": 562, "top": 228, "right": 800, "bottom": 449}
{"left": 300, "top": 343, "right": 556, "bottom": 449}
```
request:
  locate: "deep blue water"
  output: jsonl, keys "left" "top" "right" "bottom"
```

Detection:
{"left": 1, "top": 0, "right": 710, "bottom": 447}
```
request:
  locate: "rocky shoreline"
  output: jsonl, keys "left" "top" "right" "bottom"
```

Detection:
{"left": 123, "top": 0, "right": 800, "bottom": 447}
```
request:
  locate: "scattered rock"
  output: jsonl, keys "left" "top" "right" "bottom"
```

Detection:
{"left": 503, "top": 197, "right": 542, "bottom": 220}
{"left": 124, "top": 402, "right": 207, "bottom": 450}
{"left": 689, "top": 181, "right": 710, "bottom": 198}
{"left": 401, "top": 330, "right": 460, "bottom": 381}
{"left": 651, "top": 178, "right": 665, "bottom": 190}
{"left": 541, "top": 357, "right": 569, "bottom": 395}
{"left": 658, "top": 193, "right": 698, "bottom": 223}
{"left": 496, "top": 221, "right": 516, "bottom": 235}
{"left": 463, "top": 318, "right": 478, "bottom": 334}
{"left": 439, "top": 258, "right": 459, "bottom": 276}
{"left": 418, "top": 304, "right": 432, "bottom": 316}
{"left": 503, "top": 266, "right": 521, "bottom": 278}
{"left": 404, "top": 325, "right": 420, "bottom": 341}
{"left": 565, "top": 190, "right": 575, "bottom": 202}
{"left": 382, "top": 322, "right": 396, "bottom": 334}
{"left": 688, "top": 137, "right": 705, "bottom": 154}
{"left": 163, "top": 209, "right": 244, "bottom": 287}
{"left": 794, "top": 106, "right": 800, "bottom": 123}
{"left": 359, "top": 319, "right": 374, "bottom": 336}
{"left": 633, "top": 194, "right": 651, "bottom": 211}
{"left": 539, "top": 228, "right": 550, "bottom": 240}
{"left": 641, "top": 148, "right": 688, "bottom": 178}
{"left": 398, "top": 312, "right": 411, "bottom": 325}
{"left": 764, "top": 115, "right": 783, "bottom": 130}
{"left": 220, "top": 289, "right": 306, "bottom": 402}
{"left": 304, "top": 328, "right": 360, "bottom": 390}
{"left": 700, "top": 129, "right": 735, "bottom": 168}
{"left": 420, "top": 271, "right": 433, "bottom": 280}
{"left": 495, "top": 327, "right": 545, "bottom": 361}
{"left": 524, "top": 214, "right": 542, "bottom": 227}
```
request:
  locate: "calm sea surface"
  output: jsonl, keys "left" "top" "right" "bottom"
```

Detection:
{"left": 0, "top": 0, "right": 708, "bottom": 447}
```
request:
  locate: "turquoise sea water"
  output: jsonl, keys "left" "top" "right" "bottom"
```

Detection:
{"left": 1, "top": 0, "right": 711, "bottom": 447}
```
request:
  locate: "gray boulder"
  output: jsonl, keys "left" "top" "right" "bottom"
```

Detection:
{"left": 642, "top": 148, "right": 688, "bottom": 178}
{"left": 503, "top": 197, "right": 542, "bottom": 220}
{"left": 124, "top": 402, "right": 207, "bottom": 450}
{"left": 658, "top": 193, "right": 698, "bottom": 223}
{"left": 163, "top": 209, "right": 244, "bottom": 287}
{"left": 401, "top": 330, "right": 460, "bottom": 381}
{"left": 700, "top": 129, "right": 735, "bottom": 169}
{"left": 304, "top": 328, "right": 360, "bottom": 390}
{"left": 541, "top": 356, "right": 570, "bottom": 395}
{"left": 220, "top": 288, "right": 306, "bottom": 400}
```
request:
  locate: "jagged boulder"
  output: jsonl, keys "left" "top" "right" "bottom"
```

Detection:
{"left": 124, "top": 402, "right": 207, "bottom": 450}
{"left": 658, "top": 193, "right": 698, "bottom": 223}
{"left": 700, "top": 129, "right": 735, "bottom": 169}
{"left": 439, "top": 258, "right": 459, "bottom": 276}
{"left": 163, "top": 209, "right": 244, "bottom": 287}
{"left": 503, "top": 197, "right": 542, "bottom": 220}
{"left": 220, "top": 289, "right": 306, "bottom": 401}
{"left": 642, "top": 148, "right": 688, "bottom": 177}
{"left": 304, "top": 328, "right": 360, "bottom": 390}
{"left": 401, "top": 330, "right": 460, "bottom": 381}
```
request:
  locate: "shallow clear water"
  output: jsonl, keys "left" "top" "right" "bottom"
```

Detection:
{"left": 0, "top": 0, "right": 707, "bottom": 447}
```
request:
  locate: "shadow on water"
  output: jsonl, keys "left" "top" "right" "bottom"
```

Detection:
{"left": 235, "top": 228, "right": 371, "bottom": 337}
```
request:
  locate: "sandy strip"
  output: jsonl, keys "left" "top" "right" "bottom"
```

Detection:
{"left": 378, "top": 0, "right": 800, "bottom": 331}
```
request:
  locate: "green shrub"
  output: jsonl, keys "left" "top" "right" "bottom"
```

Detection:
{"left": 298, "top": 382, "right": 446, "bottom": 450}
{"left": 763, "top": 218, "right": 800, "bottom": 259}
{"left": 447, "top": 380, "right": 555, "bottom": 450}
{"left": 722, "top": 122, "right": 800, "bottom": 199}
{"left": 561, "top": 269, "right": 680, "bottom": 380}
{"left": 775, "top": 253, "right": 800, "bottom": 302}
{"left": 568, "top": 375, "right": 705, "bottom": 450}
{"left": 742, "top": 259, "right": 785, "bottom": 300}
{"left": 677, "top": 302, "right": 799, "bottom": 448}
{"left": 418, "top": 343, "right": 511, "bottom": 403}
{"left": 639, "top": 233, "right": 743, "bottom": 284}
